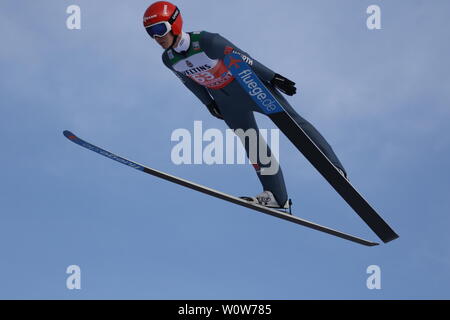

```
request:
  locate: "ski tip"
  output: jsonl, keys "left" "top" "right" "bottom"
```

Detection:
{"left": 382, "top": 233, "right": 400, "bottom": 244}
{"left": 63, "top": 130, "right": 77, "bottom": 141}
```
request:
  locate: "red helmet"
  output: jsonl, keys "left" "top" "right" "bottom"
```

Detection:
{"left": 143, "top": 1, "right": 183, "bottom": 37}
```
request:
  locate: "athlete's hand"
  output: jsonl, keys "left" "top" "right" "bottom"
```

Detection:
{"left": 206, "top": 101, "right": 224, "bottom": 120}
{"left": 271, "top": 73, "right": 297, "bottom": 96}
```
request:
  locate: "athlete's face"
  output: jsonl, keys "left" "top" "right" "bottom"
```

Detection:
{"left": 154, "top": 32, "right": 174, "bottom": 49}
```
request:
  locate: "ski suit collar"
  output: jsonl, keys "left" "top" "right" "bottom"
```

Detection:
{"left": 173, "top": 32, "right": 190, "bottom": 53}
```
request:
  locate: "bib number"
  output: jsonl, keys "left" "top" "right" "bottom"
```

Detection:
{"left": 191, "top": 71, "right": 215, "bottom": 83}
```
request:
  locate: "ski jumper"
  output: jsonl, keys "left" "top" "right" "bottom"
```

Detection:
{"left": 162, "top": 31, "right": 346, "bottom": 205}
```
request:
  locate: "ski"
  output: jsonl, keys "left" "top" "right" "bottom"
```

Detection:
{"left": 224, "top": 52, "right": 399, "bottom": 243}
{"left": 63, "top": 130, "right": 378, "bottom": 247}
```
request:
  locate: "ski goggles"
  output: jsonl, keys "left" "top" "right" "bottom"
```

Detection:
{"left": 145, "top": 21, "right": 172, "bottom": 38}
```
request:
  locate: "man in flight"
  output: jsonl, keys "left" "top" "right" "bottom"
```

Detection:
{"left": 143, "top": 1, "right": 347, "bottom": 209}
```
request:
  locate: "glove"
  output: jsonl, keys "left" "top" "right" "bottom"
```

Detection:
{"left": 206, "top": 101, "right": 224, "bottom": 120}
{"left": 270, "top": 73, "right": 297, "bottom": 96}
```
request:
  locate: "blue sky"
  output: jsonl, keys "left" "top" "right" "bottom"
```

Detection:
{"left": 1, "top": 0, "right": 450, "bottom": 299}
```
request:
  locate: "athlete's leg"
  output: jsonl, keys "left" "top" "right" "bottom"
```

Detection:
{"left": 221, "top": 108, "right": 289, "bottom": 206}
{"left": 267, "top": 86, "right": 347, "bottom": 175}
